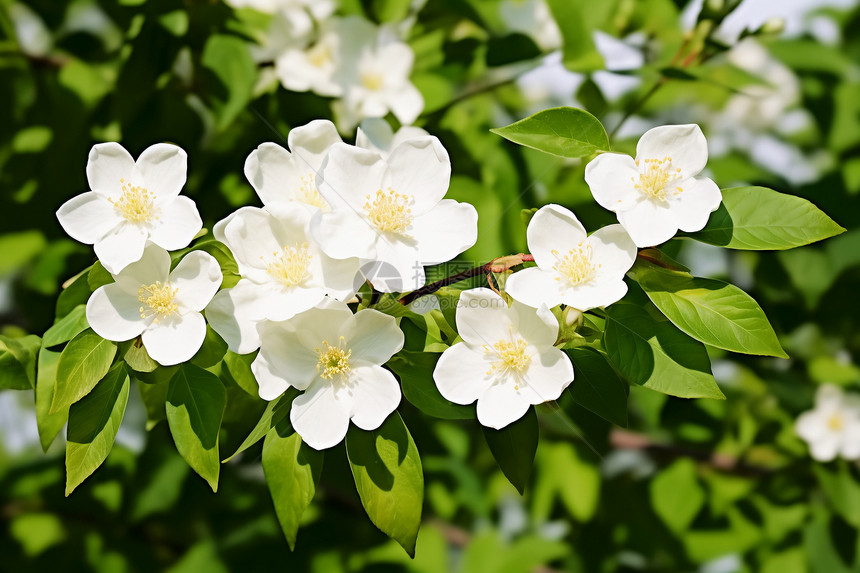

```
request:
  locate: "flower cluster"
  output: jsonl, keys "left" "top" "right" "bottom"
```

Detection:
{"left": 227, "top": 0, "right": 423, "bottom": 131}
{"left": 796, "top": 385, "right": 860, "bottom": 462}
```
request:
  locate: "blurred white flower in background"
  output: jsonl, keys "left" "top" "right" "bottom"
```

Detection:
{"left": 356, "top": 117, "right": 429, "bottom": 158}
{"left": 498, "top": 0, "right": 561, "bottom": 51}
{"left": 796, "top": 384, "right": 860, "bottom": 462}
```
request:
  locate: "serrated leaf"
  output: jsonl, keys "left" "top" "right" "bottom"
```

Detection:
{"left": 346, "top": 413, "right": 424, "bottom": 557}
{"left": 491, "top": 107, "right": 609, "bottom": 159}
{"left": 688, "top": 186, "right": 845, "bottom": 250}
{"left": 388, "top": 350, "right": 475, "bottom": 420}
{"left": 42, "top": 305, "right": 89, "bottom": 348}
{"left": 0, "top": 334, "right": 40, "bottom": 390}
{"left": 604, "top": 303, "right": 724, "bottom": 400}
{"left": 631, "top": 261, "right": 787, "bottom": 358}
{"left": 35, "top": 347, "right": 67, "bottom": 452}
{"left": 223, "top": 390, "right": 296, "bottom": 462}
{"left": 166, "top": 364, "right": 226, "bottom": 492}
{"left": 482, "top": 407, "right": 538, "bottom": 495}
{"left": 566, "top": 347, "right": 628, "bottom": 427}
{"left": 262, "top": 417, "right": 323, "bottom": 550}
{"left": 65, "top": 363, "right": 130, "bottom": 495}
{"left": 52, "top": 329, "right": 117, "bottom": 413}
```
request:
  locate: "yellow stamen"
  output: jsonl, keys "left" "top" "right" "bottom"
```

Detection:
{"left": 109, "top": 179, "right": 157, "bottom": 223}
{"left": 265, "top": 243, "right": 311, "bottom": 288}
{"left": 297, "top": 174, "right": 327, "bottom": 209}
{"left": 361, "top": 71, "right": 384, "bottom": 91}
{"left": 828, "top": 413, "right": 844, "bottom": 431}
{"left": 316, "top": 336, "right": 352, "bottom": 381}
{"left": 484, "top": 338, "right": 531, "bottom": 388}
{"left": 552, "top": 244, "right": 598, "bottom": 287}
{"left": 138, "top": 281, "right": 178, "bottom": 323}
{"left": 364, "top": 188, "right": 412, "bottom": 234}
{"left": 307, "top": 42, "right": 332, "bottom": 68}
{"left": 632, "top": 157, "right": 684, "bottom": 201}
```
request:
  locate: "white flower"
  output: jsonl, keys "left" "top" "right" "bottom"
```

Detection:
{"left": 86, "top": 244, "right": 222, "bottom": 366}
{"left": 506, "top": 204, "right": 637, "bottom": 311}
{"left": 356, "top": 118, "right": 429, "bottom": 158}
{"left": 584, "top": 124, "right": 722, "bottom": 248}
{"left": 310, "top": 137, "right": 478, "bottom": 293}
{"left": 57, "top": 142, "right": 202, "bottom": 274}
{"left": 499, "top": 0, "right": 561, "bottom": 52}
{"left": 252, "top": 299, "right": 404, "bottom": 450}
{"left": 433, "top": 288, "right": 574, "bottom": 429}
{"left": 207, "top": 204, "right": 360, "bottom": 354}
{"left": 796, "top": 385, "right": 860, "bottom": 462}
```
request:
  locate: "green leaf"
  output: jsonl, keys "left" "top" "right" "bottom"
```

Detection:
{"left": 346, "top": 413, "right": 424, "bottom": 557}
{"left": 481, "top": 407, "right": 538, "bottom": 495}
{"left": 52, "top": 329, "right": 118, "bottom": 413}
{"left": 0, "top": 334, "right": 40, "bottom": 390}
{"left": 388, "top": 350, "right": 475, "bottom": 420}
{"left": 604, "top": 303, "right": 724, "bottom": 399}
{"left": 121, "top": 339, "right": 158, "bottom": 373}
{"left": 688, "top": 186, "right": 845, "bottom": 250}
{"left": 42, "top": 304, "right": 89, "bottom": 348}
{"left": 35, "top": 348, "right": 67, "bottom": 452}
{"left": 223, "top": 390, "right": 296, "bottom": 462}
{"left": 262, "top": 416, "right": 323, "bottom": 550}
{"left": 65, "top": 363, "right": 130, "bottom": 496}
{"left": 138, "top": 378, "right": 169, "bottom": 431}
{"left": 190, "top": 326, "right": 228, "bottom": 369}
{"left": 166, "top": 364, "right": 227, "bottom": 492}
{"left": 56, "top": 272, "right": 93, "bottom": 319}
{"left": 201, "top": 35, "right": 256, "bottom": 132}
{"left": 221, "top": 351, "right": 260, "bottom": 397}
{"left": 813, "top": 461, "right": 860, "bottom": 529}
{"left": 545, "top": 0, "right": 608, "bottom": 71}
{"left": 566, "top": 347, "right": 628, "bottom": 427}
{"left": 650, "top": 459, "right": 705, "bottom": 534}
{"left": 631, "top": 261, "right": 787, "bottom": 358}
{"left": 490, "top": 107, "right": 609, "bottom": 159}
{"left": 87, "top": 262, "right": 113, "bottom": 291}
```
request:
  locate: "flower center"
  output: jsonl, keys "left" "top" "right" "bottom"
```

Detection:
{"left": 138, "top": 281, "right": 178, "bottom": 323}
{"left": 633, "top": 157, "right": 684, "bottom": 201}
{"left": 307, "top": 42, "right": 332, "bottom": 68}
{"left": 361, "top": 71, "right": 384, "bottom": 91}
{"left": 110, "top": 179, "right": 157, "bottom": 223}
{"left": 828, "top": 413, "right": 844, "bottom": 431}
{"left": 297, "top": 174, "right": 328, "bottom": 210}
{"left": 552, "top": 244, "right": 599, "bottom": 287}
{"left": 364, "top": 188, "right": 413, "bottom": 234}
{"left": 484, "top": 338, "right": 531, "bottom": 388}
{"left": 265, "top": 243, "right": 312, "bottom": 288}
{"left": 316, "top": 337, "right": 352, "bottom": 381}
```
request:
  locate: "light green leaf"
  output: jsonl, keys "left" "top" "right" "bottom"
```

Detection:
{"left": 545, "top": 0, "right": 609, "bottom": 72}
{"left": 604, "top": 303, "right": 724, "bottom": 399}
{"left": 650, "top": 459, "right": 705, "bottom": 534}
{"left": 388, "top": 350, "right": 475, "bottom": 420}
{"left": 223, "top": 389, "right": 296, "bottom": 462}
{"left": 87, "top": 262, "right": 113, "bottom": 291}
{"left": 490, "top": 107, "right": 609, "bottom": 159}
{"left": 52, "top": 329, "right": 118, "bottom": 413}
{"left": 121, "top": 339, "right": 158, "bottom": 373}
{"left": 631, "top": 261, "right": 788, "bottom": 358}
{"left": 813, "top": 461, "right": 860, "bottom": 529}
{"left": 35, "top": 347, "right": 67, "bottom": 452}
{"left": 138, "top": 377, "right": 169, "bottom": 431}
{"left": 262, "top": 416, "right": 323, "bottom": 550}
{"left": 566, "top": 347, "right": 628, "bottom": 427}
{"left": 346, "top": 413, "right": 424, "bottom": 557}
{"left": 42, "top": 304, "right": 89, "bottom": 348}
{"left": 65, "top": 363, "right": 130, "bottom": 496}
{"left": 166, "top": 364, "right": 227, "bottom": 492}
{"left": 481, "top": 407, "right": 538, "bottom": 495}
{"left": 688, "top": 186, "right": 845, "bottom": 250}
{"left": 0, "top": 334, "right": 40, "bottom": 390}
{"left": 220, "top": 350, "right": 260, "bottom": 397}
{"left": 201, "top": 35, "right": 256, "bottom": 131}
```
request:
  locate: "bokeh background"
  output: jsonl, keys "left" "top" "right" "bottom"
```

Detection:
{"left": 3, "top": 0, "right": 860, "bottom": 571}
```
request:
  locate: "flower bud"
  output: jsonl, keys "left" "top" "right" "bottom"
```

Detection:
{"left": 562, "top": 306, "right": 584, "bottom": 330}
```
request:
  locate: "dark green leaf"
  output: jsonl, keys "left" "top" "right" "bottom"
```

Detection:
{"left": 490, "top": 107, "right": 609, "bottom": 159}
{"left": 223, "top": 390, "right": 296, "bottom": 462}
{"left": 482, "top": 407, "right": 538, "bottom": 495}
{"left": 35, "top": 347, "right": 67, "bottom": 452}
{"left": 566, "top": 347, "right": 628, "bottom": 426}
{"left": 388, "top": 350, "right": 475, "bottom": 420}
{"left": 190, "top": 326, "right": 228, "bottom": 369}
{"left": 201, "top": 35, "right": 257, "bottom": 132}
{"left": 52, "top": 329, "right": 117, "bottom": 413}
{"left": 87, "top": 262, "right": 113, "bottom": 291}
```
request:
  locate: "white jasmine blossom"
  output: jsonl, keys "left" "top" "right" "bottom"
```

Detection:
{"left": 506, "top": 204, "right": 637, "bottom": 311}
{"left": 57, "top": 142, "right": 202, "bottom": 274}
{"left": 207, "top": 204, "right": 360, "bottom": 354}
{"left": 252, "top": 299, "right": 404, "bottom": 450}
{"left": 86, "top": 244, "right": 222, "bottom": 366}
{"left": 584, "top": 124, "right": 722, "bottom": 248}
{"left": 796, "top": 384, "right": 860, "bottom": 462}
{"left": 433, "top": 288, "right": 574, "bottom": 429}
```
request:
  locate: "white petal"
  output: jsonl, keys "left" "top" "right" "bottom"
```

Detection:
{"left": 477, "top": 383, "right": 531, "bottom": 430}
{"left": 256, "top": 321, "right": 319, "bottom": 391}
{"left": 267, "top": 285, "right": 327, "bottom": 322}
{"left": 94, "top": 223, "right": 149, "bottom": 274}
{"left": 505, "top": 267, "right": 564, "bottom": 309}
{"left": 149, "top": 196, "right": 202, "bottom": 251}
{"left": 309, "top": 250, "right": 362, "bottom": 301}
{"left": 376, "top": 42, "right": 414, "bottom": 82}
{"left": 388, "top": 83, "right": 424, "bottom": 126}
{"left": 136, "top": 143, "right": 188, "bottom": 200}
{"left": 795, "top": 410, "right": 828, "bottom": 442}
{"left": 840, "top": 421, "right": 860, "bottom": 459}
{"left": 356, "top": 118, "right": 395, "bottom": 154}
{"left": 222, "top": 207, "right": 282, "bottom": 269}
{"left": 245, "top": 143, "right": 298, "bottom": 205}
{"left": 522, "top": 347, "right": 574, "bottom": 403}
{"left": 563, "top": 279, "right": 629, "bottom": 311}
{"left": 455, "top": 288, "right": 511, "bottom": 347}
{"left": 56, "top": 192, "right": 120, "bottom": 245}
{"left": 86, "top": 284, "right": 145, "bottom": 342}
{"left": 433, "top": 343, "right": 492, "bottom": 405}
{"left": 816, "top": 384, "right": 845, "bottom": 410}
{"left": 584, "top": 153, "right": 641, "bottom": 212}
{"left": 86, "top": 142, "right": 135, "bottom": 199}
{"left": 205, "top": 287, "right": 262, "bottom": 354}
{"left": 667, "top": 177, "right": 722, "bottom": 233}
{"left": 113, "top": 242, "right": 171, "bottom": 285}
{"left": 527, "top": 204, "right": 587, "bottom": 270}
{"left": 411, "top": 200, "right": 478, "bottom": 265}
{"left": 142, "top": 312, "right": 207, "bottom": 366}
{"left": 385, "top": 137, "right": 450, "bottom": 215}
{"left": 636, "top": 124, "right": 708, "bottom": 179}
{"left": 310, "top": 208, "right": 378, "bottom": 260}
{"left": 809, "top": 433, "right": 840, "bottom": 462}
{"left": 289, "top": 298, "right": 354, "bottom": 351}
{"left": 587, "top": 224, "right": 638, "bottom": 279}
{"left": 170, "top": 251, "right": 222, "bottom": 312}
{"left": 348, "top": 363, "right": 401, "bottom": 431}
{"left": 290, "top": 381, "right": 351, "bottom": 450}
{"left": 363, "top": 237, "right": 423, "bottom": 293}
{"left": 317, "top": 143, "right": 387, "bottom": 213}
{"left": 616, "top": 199, "right": 678, "bottom": 248}
{"left": 510, "top": 301, "right": 559, "bottom": 348}
{"left": 348, "top": 310, "right": 404, "bottom": 364}
{"left": 251, "top": 351, "right": 291, "bottom": 401}
{"left": 288, "top": 119, "right": 342, "bottom": 173}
